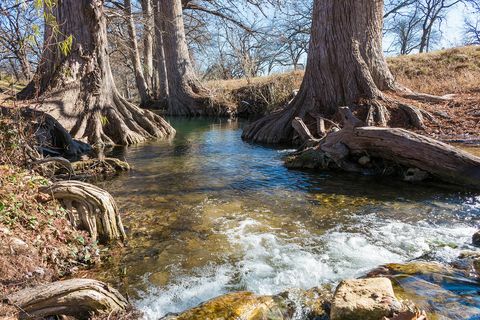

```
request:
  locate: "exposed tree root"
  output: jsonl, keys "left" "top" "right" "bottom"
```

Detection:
{"left": 31, "top": 157, "right": 75, "bottom": 176}
{"left": 6, "top": 279, "right": 128, "bottom": 320}
{"left": 402, "top": 92, "right": 455, "bottom": 103}
{"left": 41, "top": 181, "right": 126, "bottom": 244}
{"left": 286, "top": 108, "right": 480, "bottom": 189}
{"left": 40, "top": 88, "right": 176, "bottom": 147}
{"left": 242, "top": 96, "right": 434, "bottom": 145}
{"left": 241, "top": 105, "right": 297, "bottom": 144}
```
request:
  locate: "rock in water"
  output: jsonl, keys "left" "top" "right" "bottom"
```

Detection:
{"left": 472, "top": 230, "right": 480, "bottom": 247}
{"left": 330, "top": 278, "right": 403, "bottom": 320}
{"left": 163, "top": 288, "right": 331, "bottom": 320}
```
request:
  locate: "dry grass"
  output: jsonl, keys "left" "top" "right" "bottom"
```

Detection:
{"left": 206, "top": 71, "right": 304, "bottom": 116}
{"left": 388, "top": 46, "right": 480, "bottom": 95}
{"left": 206, "top": 46, "right": 480, "bottom": 116}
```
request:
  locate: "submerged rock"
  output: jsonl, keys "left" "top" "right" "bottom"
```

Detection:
{"left": 366, "top": 262, "right": 480, "bottom": 319}
{"left": 330, "top": 278, "right": 404, "bottom": 320}
{"left": 472, "top": 230, "right": 480, "bottom": 247}
{"left": 162, "top": 287, "right": 331, "bottom": 320}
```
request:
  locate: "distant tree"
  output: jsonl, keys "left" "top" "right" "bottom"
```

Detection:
{"left": 464, "top": 0, "right": 480, "bottom": 44}
{"left": 124, "top": 0, "right": 151, "bottom": 105}
{"left": 384, "top": 0, "right": 463, "bottom": 54}
{"left": 417, "top": 0, "right": 463, "bottom": 52}
{"left": 275, "top": 0, "right": 312, "bottom": 70}
{"left": 0, "top": 1, "right": 42, "bottom": 81}
{"left": 158, "top": 0, "right": 214, "bottom": 116}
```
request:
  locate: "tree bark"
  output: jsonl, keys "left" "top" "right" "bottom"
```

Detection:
{"left": 125, "top": 0, "right": 151, "bottom": 105}
{"left": 142, "top": 0, "right": 155, "bottom": 89}
{"left": 153, "top": 0, "right": 169, "bottom": 102}
{"left": 159, "top": 0, "right": 233, "bottom": 116}
{"left": 17, "top": 0, "right": 175, "bottom": 146}
{"left": 242, "top": 0, "right": 418, "bottom": 145}
{"left": 7, "top": 279, "right": 128, "bottom": 320}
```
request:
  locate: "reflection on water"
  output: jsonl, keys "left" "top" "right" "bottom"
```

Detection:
{"left": 95, "top": 118, "right": 480, "bottom": 319}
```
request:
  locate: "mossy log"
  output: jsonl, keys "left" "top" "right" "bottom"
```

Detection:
{"left": 287, "top": 107, "right": 480, "bottom": 188}
{"left": 6, "top": 279, "right": 128, "bottom": 319}
{"left": 41, "top": 181, "right": 126, "bottom": 243}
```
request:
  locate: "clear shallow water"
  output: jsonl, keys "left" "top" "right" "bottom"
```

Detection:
{"left": 95, "top": 118, "right": 480, "bottom": 319}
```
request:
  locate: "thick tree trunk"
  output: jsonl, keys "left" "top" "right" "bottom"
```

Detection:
{"left": 142, "top": 0, "right": 155, "bottom": 89}
{"left": 153, "top": 0, "right": 169, "bottom": 101}
{"left": 243, "top": 0, "right": 396, "bottom": 144}
{"left": 125, "top": 0, "right": 151, "bottom": 105}
{"left": 18, "top": 0, "right": 174, "bottom": 146}
{"left": 159, "top": 0, "right": 207, "bottom": 115}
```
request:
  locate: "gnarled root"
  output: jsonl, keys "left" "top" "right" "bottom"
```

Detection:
{"left": 287, "top": 107, "right": 480, "bottom": 189}
{"left": 41, "top": 181, "right": 126, "bottom": 244}
{"left": 6, "top": 279, "right": 128, "bottom": 320}
{"left": 242, "top": 107, "right": 297, "bottom": 144}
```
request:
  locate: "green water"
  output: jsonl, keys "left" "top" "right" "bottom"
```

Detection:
{"left": 94, "top": 118, "right": 480, "bottom": 319}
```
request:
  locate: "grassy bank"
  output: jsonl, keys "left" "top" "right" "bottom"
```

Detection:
{"left": 388, "top": 45, "right": 480, "bottom": 95}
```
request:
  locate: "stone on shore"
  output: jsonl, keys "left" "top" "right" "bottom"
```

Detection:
{"left": 330, "top": 278, "right": 403, "bottom": 320}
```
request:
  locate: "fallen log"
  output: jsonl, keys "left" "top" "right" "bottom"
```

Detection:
{"left": 41, "top": 181, "right": 126, "bottom": 243}
{"left": 6, "top": 279, "right": 128, "bottom": 320}
{"left": 286, "top": 108, "right": 480, "bottom": 189}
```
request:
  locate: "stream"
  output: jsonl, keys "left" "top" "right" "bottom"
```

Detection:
{"left": 95, "top": 118, "right": 480, "bottom": 319}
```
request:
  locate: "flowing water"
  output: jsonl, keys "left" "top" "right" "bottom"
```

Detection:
{"left": 95, "top": 118, "right": 480, "bottom": 319}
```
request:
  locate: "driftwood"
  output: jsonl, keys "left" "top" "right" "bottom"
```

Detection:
{"left": 41, "top": 181, "right": 126, "bottom": 243}
{"left": 288, "top": 108, "right": 480, "bottom": 188}
{"left": 6, "top": 279, "right": 128, "bottom": 319}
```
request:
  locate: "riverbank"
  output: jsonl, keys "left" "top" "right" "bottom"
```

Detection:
{"left": 0, "top": 165, "right": 100, "bottom": 317}
{"left": 208, "top": 46, "right": 480, "bottom": 142}
{"left": 0, "top": 112, "right": 136, "bottom": 319}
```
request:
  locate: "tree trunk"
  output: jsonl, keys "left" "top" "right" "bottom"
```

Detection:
{"left": 18, "top": 49, "right": 33, "bottom": 80}
{"left": 142, "top": 0, "right": 155, "bottom": 89}
{"left": 153, "top": 0, "right": 169, "bottom": 101}
{"left": 125, "top": 0, "right": 151, "bottom": 105}
{"left": 18, "top": 0, "right": 174, "bottom": 146}
{"left": 159, "top": 0, "right": 233, "bottom": 116}
{"left": 243, "top": 0, "right": 398, "bottom": 144}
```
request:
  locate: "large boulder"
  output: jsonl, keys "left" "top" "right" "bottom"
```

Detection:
{"left": 330, "top": 278, "right": 403, "bottom": 320}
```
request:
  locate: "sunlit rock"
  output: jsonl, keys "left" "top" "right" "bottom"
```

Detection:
{"left": 366, "top": 262, "right": 480, "bottom": 319}
{"left": 330, "top": 278, "right": 404, "bottom": 320}
{"left": 161, "top": 287, "right": 331, "bottom": 320}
